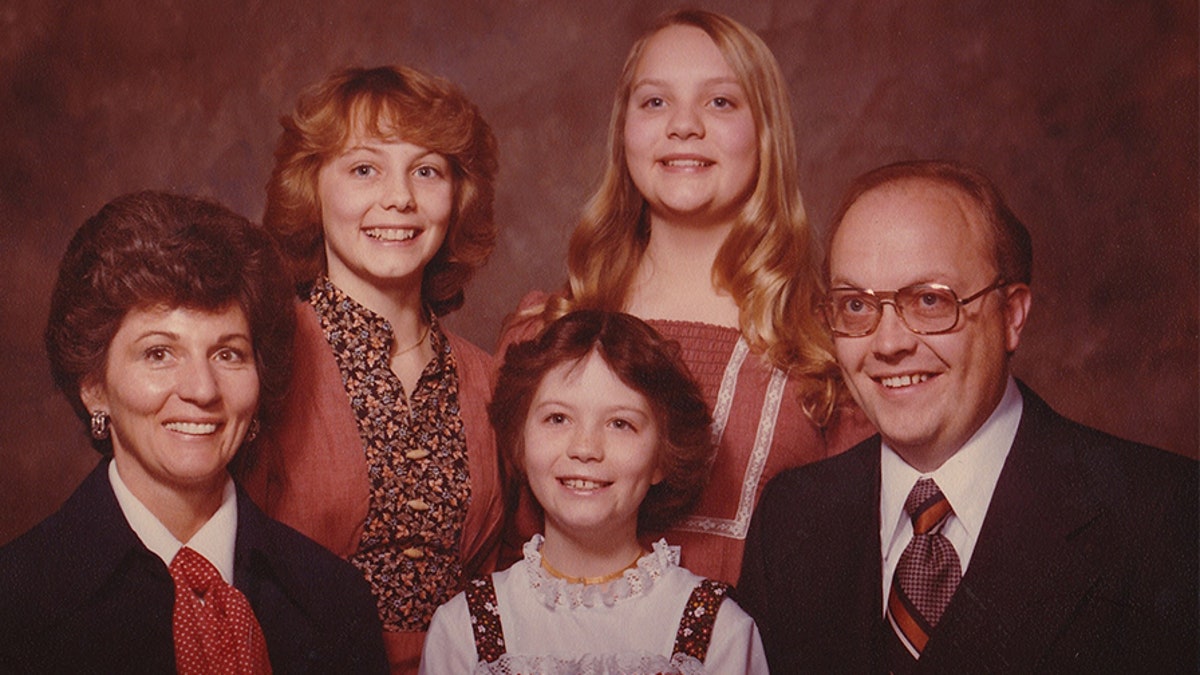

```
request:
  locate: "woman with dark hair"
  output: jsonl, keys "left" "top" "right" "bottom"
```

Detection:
{"left": 0, "top": 191, "right": 386, "bottom": 673}
{"left": 238, "top": 64, "right": 503, "bottom": 671}
{"left": 421, "top": 311, "right": 767, "bottom": 674}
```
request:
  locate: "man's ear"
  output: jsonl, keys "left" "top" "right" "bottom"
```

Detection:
{"left": 1002, "top": 283, "right": 1032, "bottom": 353}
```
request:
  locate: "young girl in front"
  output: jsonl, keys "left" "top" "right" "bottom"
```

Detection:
{"left": 421, "top": 310, "right": 767, "bottom": 674}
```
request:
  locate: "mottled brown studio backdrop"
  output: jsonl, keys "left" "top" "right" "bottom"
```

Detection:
{"left": 2, "top": 0, "right": 1196, "bottom": 544}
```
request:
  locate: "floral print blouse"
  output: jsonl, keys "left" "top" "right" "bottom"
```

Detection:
{"left": 310, "top": 277, "right": 470, "bottom": 631}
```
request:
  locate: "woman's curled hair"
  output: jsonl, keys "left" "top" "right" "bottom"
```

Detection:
{"left": 44, "top": 191, "right": 296, "bottom": 451}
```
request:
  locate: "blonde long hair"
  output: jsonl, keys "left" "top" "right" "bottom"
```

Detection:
{"left": 541, "top": 9, "right": 840, "bottom": 423}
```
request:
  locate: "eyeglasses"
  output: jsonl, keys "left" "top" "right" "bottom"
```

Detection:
{"left": 820, "top": 279, "right": 1007, "bottom": 337}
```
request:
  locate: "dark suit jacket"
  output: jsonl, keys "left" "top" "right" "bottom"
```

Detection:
{"left": 738, "top": 383, "right": 1198, "bottom": 674}
{"left": 0, "top": 461, "right": 389, "bottom": 674}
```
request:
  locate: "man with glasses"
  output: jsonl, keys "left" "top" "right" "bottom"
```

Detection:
{"left": 738, "top": 160, "right": 1196, "bottom": 673}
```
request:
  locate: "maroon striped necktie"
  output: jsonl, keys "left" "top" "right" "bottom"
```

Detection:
{"left": 887, "top": 478, "right": 962, "bottom": 662}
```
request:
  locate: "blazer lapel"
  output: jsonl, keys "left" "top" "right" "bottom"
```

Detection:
{"left": 806, "top": 439, "right": 886, "bottom": 672}
{"left": 920, "top": 387, "right": 1109, "bottom": 671}
{"left": 233, "top": 486, "right": 325, "bottom": 673}
{"left": 744, "top": 437, "right": 885, "bottom": 674}
{"left": 51, "top": 462, "right": 165, "bottom": 600}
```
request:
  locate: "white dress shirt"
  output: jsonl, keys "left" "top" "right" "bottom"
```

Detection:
{"left": 108, "top": 460, "right": 239, "bottom": 583}
{"left": 879, "top": 376, "right": 1023, "bottom": 612}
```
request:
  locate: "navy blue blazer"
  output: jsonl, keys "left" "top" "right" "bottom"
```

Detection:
{"left": 737, "top": 383, "right": 1198, "bottom": 674}
{"left": 0, "top": 461, "right": 388, "bottom": 674}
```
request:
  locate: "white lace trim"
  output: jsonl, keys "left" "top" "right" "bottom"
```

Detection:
{"left": 474, "top": 651, "right": 704, "bottom": 675}
{"left": 521, "top": 535, "right": 679, "bottom": 609}
{"left": 708, "top": 337, "right": 749, "bottom": 445}
{"left": 675, "top": 346, "right": 787, "bottom": 539}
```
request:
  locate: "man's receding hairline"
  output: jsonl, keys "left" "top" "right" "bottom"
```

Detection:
{"left": 830, "top": 175, "right": 1002, "bottom": 282}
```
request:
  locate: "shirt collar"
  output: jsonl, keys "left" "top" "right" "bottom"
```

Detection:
{"left": 108, "top": 460, "right": 239, "bottom": 583}
{"left": 881, "top": 376, "right": 1023, "bottom": 549}
{"left": 309, "top": 274, "right": 447, "bottom": 366}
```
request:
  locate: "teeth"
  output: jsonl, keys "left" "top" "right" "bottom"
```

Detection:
{"left": 881, "top": 374, "right": 930, "bottom": 388}
{"left": 561, "top": 478, "right": 609, "bottom": 490}
{"left": 663, "top": 159, "right": 712, "bottom": 168}
{"left": 165, "top": 422, "right": 218, "bottom": 435}
{"left": 366, "top": 228, "right": 417, "bottom": 241}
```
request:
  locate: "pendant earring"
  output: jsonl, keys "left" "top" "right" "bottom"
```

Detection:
{"left": 90, "top": 410, "right": 111, "bottom": 440}
{"left": 244, "top": 418, "right": 260, "bottom": 444}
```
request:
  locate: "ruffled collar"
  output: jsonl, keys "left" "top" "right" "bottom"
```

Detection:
{"left": 521, "top": 534, "right": 680, "bottom": 610}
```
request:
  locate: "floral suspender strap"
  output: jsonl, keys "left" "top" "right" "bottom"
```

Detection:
{"left": 673, "top": 579, "right": 731, "bottom": 661}
{"left": 464, "top": 576, "right": 506, "bottom": 662}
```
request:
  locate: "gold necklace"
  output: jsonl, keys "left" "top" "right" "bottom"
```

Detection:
{"left": 540, "top": 549, "right": 646, "bottom": 586}
{"left": 394, "top": 323, "right": 430, "bottom": 357}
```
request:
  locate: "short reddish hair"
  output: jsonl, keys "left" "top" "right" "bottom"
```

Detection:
{"left": 264, "top": 65, "right": 498, "bottom": 316}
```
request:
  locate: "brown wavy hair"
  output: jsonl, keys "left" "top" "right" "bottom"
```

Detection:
{"left": 491, "top": 310, "right": 715, "bottom": 534}
{"left": 536, "top": 9, "right": 842, "bottom": 423}
{"left": 44, "top": 191, "right": 296, "bottom": 453}
{"left": 264, "top": 65, "right": 498, "bottom": 316}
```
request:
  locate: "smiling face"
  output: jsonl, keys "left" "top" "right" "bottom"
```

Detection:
{"left": 623, "top": 24, "right": 758, "bottom": 229}
{"left": 317, "top": 126, "right": 453, "bottom": 307}
{"left": 829, "top": 179, "right": 1030, "bottom": 471}
{"left": 522, "top": 350, "right": 664, "bottom": 546}
{"left": 81, "top": 304, "right": 260, "bottom": 503}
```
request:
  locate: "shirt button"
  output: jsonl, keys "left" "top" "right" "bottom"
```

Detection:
{"left": 403, "top": 547, "right": 425, "bottom": 559}
{"left": 405, "top": 449, "right": 430, "bottom": 460}
{"left": 407, "top": 499, "right": 430, "bottom": 511}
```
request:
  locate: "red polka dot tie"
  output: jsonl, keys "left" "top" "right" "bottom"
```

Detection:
{"left": 170, "top": 546, "right": 272, "bottom": 674}
{"left": 887, "top": 478, "right": 962, "bottom": 663}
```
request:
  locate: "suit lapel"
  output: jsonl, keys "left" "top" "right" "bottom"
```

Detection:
{"left": 920, "top": 387, "right": 1110, "bottom": 671}
{"left": 810, "top": 438, "right": 886, "bottom": 672}
{"left": 233, "top": 485, "right": 323, "bottom": 672}
{"left": 51, "top": 461, "right": 168, "bottom": 600}
{"left": 748, "top": 437, "right": 885, "bottom": 673}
